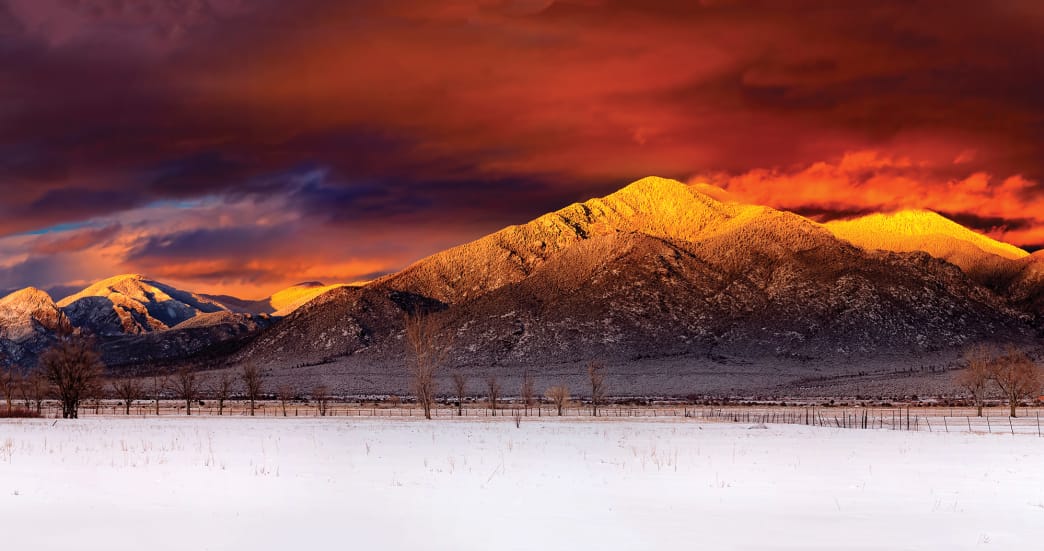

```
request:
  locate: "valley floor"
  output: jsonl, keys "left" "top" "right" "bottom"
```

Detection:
{"left": 0, "top": 417, "right": 1041, "bottom": 550}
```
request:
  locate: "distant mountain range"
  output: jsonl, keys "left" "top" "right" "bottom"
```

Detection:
{"left": 0, "top": 274, "right": 354, "bottom": 369}
{"left": 2, "top": 177, "right": 1042, "bottom": 395}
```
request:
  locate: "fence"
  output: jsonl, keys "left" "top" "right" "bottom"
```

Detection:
{"left": 696, "top": 406, "right": 1044, "bottom": 436}
{"left": 17, "top": 401, "right": 1044, "bottom": 436}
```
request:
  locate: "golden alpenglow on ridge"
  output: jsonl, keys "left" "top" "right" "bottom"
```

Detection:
{"left": 825, "top": 210, "right": 1028, "bottom": 262}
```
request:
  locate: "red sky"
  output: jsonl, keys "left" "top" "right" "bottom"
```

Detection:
{"left": 1, "top": 0, "right": 1043, "bottom": 298}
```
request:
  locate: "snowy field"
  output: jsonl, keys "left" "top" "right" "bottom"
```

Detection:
{"left": 1, "top": 417, "right": 1042, "bottom": 550}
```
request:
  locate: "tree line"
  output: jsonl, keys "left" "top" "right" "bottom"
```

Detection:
{"left": 405, "top": 312, "right": 606, "bottom": 420}
{"left": 6, "top": 309, "right": 1040, "bottom": 420}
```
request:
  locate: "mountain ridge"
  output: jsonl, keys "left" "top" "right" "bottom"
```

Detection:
{"left": 3, "top": 177, "right": 1042, "bottom": 396}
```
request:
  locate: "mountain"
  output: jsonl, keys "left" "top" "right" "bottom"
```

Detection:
{"left": 207, "top": 282, "right": 352, "bottom": 316}
{"left": 825, "top": 210, "right": 1028, "bottom": 264}
{"left": 370, "top": 176, "right": 763, "bottom": 303}
{"left": 236, "top": 177, "right": 1035, "bottom": 395}
{"left": 0, "top": 287, "right": 62, "bottom": 365}
{"left": 1, "top": 275, "right": 275, "bottom": 370}
{"left": 825, "top": 211, "right": 1044, "bottom": 317}
{"left": 57, "top": 274, "right": 228, "bottom": 335}
{"left": 0, "top": 287, "right": 60, "bottom": 342}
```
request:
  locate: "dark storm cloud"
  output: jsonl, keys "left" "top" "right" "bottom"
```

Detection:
{"left": 125, "top": 225, "right": 289, "bottom": 261}
{"left": 1, "top": 0, "right": 1043, "bottom": 294}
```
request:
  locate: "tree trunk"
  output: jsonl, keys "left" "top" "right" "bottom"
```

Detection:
{"left": 124, "top": 402, "right": 131, "bottom": 415}
{"left": 976, "top": 404, "right": 983, "bottom": 417}
{"left": 1010, "top": 401, "right": 1017, "bottom": 418}
{"left": 250, "top": 399, "right": 255, "bottom": 416}
{"left": 186, "top": 399, "right": 192, "bottom": 416}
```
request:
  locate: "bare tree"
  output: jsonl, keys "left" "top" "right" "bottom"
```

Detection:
{"left": 587, "top": 361, "right": 606, "bottom": 417}
{"left": 241, "top": 363, "right": 265, "bottom": 416}
{"left": 520, "top": 370, "right": 535, "bottom": 416}
{"left": 150, "top": 371, "right": 169, "bottom": 415}
{"left": 39, "top": 337, "right": 104, "bottom": 419}
{"left": 451, "top": 371, "right": 468, "bottom": 416}
{"left": 22, "top": 368, "right": 47, "bottom": 414}
{"left": 278, "top": 384, "right": 293, "bottom": 417}
{"left": 956, "top": 345, "right": 993, "bottom": 417}
{"left": 546, "top": 385, "right": 569, "bottom": 416}
{"left": 170, "top": 366, "right": 198, "bottom": 416}
{"left": 111, "top": 377, "right": 141, "bottom": 415}
{"left": 0, "top": 369, "right": 18, "bottom": 412}
{"left": 405, "top": 313, "right": 451, "bottom": 420}
{"left": 16, "top": 368, "right": 30, "bottom": 409}
{"left": 213, "top": 371, "right": 234, "bottom": 416}
{"left": 486, "top": 375, "right": 501, "bottom": 417}
{"left": 991, "top": 348, "right": 1042, "bottom": 418}
{"left": 312, "top": 385, "right": 330, "bottom": 416}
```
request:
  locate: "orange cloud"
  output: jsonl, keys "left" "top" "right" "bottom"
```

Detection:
{"left": 700, "top": 150, "right": 1044, "bottom": 247}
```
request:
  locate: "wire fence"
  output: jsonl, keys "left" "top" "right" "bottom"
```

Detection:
{"left": 9, "top": 401, "right": 1043, "bottom": 436}
{"left": 696, "top": 406, "right": 1044, "bottom": 436}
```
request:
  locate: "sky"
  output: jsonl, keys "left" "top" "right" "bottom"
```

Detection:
{"left": 1, "top": 0, "right": 1042, "bottom": 299}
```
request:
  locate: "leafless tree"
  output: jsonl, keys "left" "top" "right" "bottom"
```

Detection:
{"left": 587, "top": 361, "right": 606, "bottom": 417}
{"left": 111, "top": 377, "right": 141, "bottom": 415}
{"left": 39, "top": 336, "right": 104, "bottom": 419}
{"left": 991, "top": 348, "right": 1042, "bottom": 418}
{"left": 405, "top": 312, "right": 452, "bottom": 420}
{"left": 170, "top": 366, "right": 198, "bottom": 416}
{"left": 956, "top": 345, "right": 993, "bottom": 416}
{"left": 486, "top": 375, "right": 501, "bottom": 416}
{"left": 312, "top": 385, "right": 330, "bottom": 416}
{"left": 21, "top": 368, "right": 47, "bottom": 414}
{"left": 451, "top": 371, "right": 468, "bottom": 416}
{"left": 150, "top": 370, "right": 169, "bottom": 415}
{"left": 0, "top": 369, "right": 18, "bottom": 412}
{"left": 213, "top": 371, "right": 234, "bottom": 416}
{"left": 520, "top": 370, "right": 535, "bottom": 416}
{"left": 546, "top": 385, "right": 569, "bottom": 416}
{"left": 241, "top": 363, "right": 265, "bottom": 416}
{"left": 278, "top": 384, "right": 293, "bottom": 416}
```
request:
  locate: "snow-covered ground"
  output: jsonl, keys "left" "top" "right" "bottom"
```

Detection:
{"left": 1, "top": 417, "right": 1042, "bottom": 549}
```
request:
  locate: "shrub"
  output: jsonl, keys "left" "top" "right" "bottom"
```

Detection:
{"left": 0, "top": 407, "right": 42, "bottom": 418}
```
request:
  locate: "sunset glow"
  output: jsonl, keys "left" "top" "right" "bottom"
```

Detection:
{"left": 1, "top": 0, "right": 1042, "bottom": 298}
